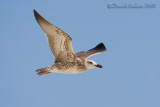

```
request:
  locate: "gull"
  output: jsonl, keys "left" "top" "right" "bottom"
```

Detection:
{"left": 33, "top": 9, "right": 107, "bottom": 75}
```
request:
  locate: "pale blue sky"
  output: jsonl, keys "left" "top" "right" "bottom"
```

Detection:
{"left": 0, "top": 0, "right": 160, "bottom": 107}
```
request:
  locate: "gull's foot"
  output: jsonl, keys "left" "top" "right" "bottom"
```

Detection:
{"left": 35, "top": 68, "right": 50, "bottom": 76}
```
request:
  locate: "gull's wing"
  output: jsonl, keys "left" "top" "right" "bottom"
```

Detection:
{"left": 76, "top": 43, "right": 106, "bottom": 59}
{"left": 34, "top": 9, "right": 77, "bottom": 62}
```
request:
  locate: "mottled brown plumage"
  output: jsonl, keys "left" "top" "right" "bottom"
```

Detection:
{"left": 33, "top": 9, "right": 106, "bottom": 75}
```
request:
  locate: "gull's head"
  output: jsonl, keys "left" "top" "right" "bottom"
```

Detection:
{"left": 85, "top": 60, "right": 103, "bottom": 70}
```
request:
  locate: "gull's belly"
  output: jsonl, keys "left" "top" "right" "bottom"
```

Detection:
{"left": 50, "top": 67, "right": 86, "bottom": 74}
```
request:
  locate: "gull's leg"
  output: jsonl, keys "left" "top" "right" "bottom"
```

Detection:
{"left": 35, "top": 66, "right": 51, "bottom": 76}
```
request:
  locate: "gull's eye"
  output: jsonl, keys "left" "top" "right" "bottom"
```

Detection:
{"left": 88, "top": 61, "right": 93, "bottom": 64}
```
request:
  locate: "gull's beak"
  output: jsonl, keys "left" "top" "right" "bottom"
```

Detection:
{"left": 96, "top": 64, "right": 103, "bottom": 68}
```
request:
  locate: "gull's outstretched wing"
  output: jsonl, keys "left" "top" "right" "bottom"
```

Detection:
{"left": 34, "top": 9, "right": 77, "bottom": 62}
{"left": 76, "top": 43, "right": 106, "bottom": 59}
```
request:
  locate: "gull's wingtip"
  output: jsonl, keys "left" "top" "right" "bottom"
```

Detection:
{"left": 33, "top": 9, "right": 44, "bottom": 24}
{"left": 33, "top": 9, "right": 37, "bottom": 13}
{"left": 33, "top": 9, "right": 38, "bottom": 16}
{"left": 89, "top": 43, "right": 107, "bottom": 52}
{"left": 98, "top": 43, "right": 107, "bottom": 51}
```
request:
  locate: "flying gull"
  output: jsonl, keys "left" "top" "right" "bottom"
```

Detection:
{"left": 33, "top": 9, "right": 107, "bottom": 75}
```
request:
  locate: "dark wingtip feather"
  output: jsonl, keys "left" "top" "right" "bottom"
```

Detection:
{"left": 33, "top": 9, "right": 40, "bottom": 19}
{"left": 33, "top": 9, "right": 36, "bottom": 12}
{"left": 33, "top": 9, "right": 37, "bottom": 15}
{"left": 88, "top": 43, "right": 107, "bottom": 52}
